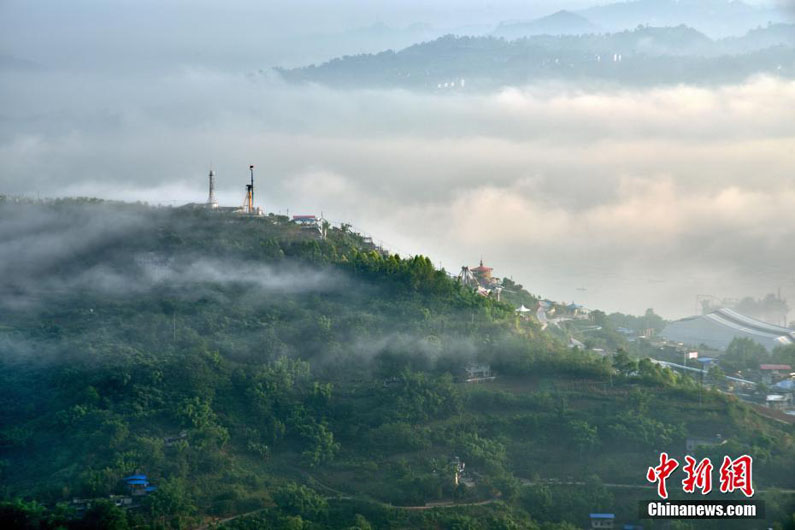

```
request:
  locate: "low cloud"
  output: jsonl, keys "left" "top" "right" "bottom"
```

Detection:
{"left": 0, "top": 203, "right": 345, "bottom": 311}
{"left": 1, "top": 67, "right": 794, "bottom": 318}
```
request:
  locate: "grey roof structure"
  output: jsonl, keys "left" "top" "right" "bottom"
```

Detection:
{"left": 661, "top": 308, "right": 795, "bottom": 352}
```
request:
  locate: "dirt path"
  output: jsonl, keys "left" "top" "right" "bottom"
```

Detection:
{"left": 397, "top": 498, "right": 499, "bottom": 510}
{"left": 194, "top": 475, "right": 795, "bottom": 527}
{"left": 520, "top": 478, "right": 795, "bottom": 494}
{"left": 194, "top": 507, "right": 268, "bottom": 530}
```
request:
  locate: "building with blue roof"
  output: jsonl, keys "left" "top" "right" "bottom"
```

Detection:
{"left": 123, "top": 474, "right": 157, "bottom": 496}
{"left": 589, "top": 513, "right": 615, "bottom": 529}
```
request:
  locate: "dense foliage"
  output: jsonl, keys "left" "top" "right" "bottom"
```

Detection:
{"left": 0, "top": 199, "right": 793, "bottom": 529}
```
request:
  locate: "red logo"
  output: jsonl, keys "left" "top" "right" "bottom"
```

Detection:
{"left": 682, "top": 456, "right": 713, "bottom": 495}
{"left": 719, "top": 455, "right": 754, "bottom": 497}
{"left": 646, "top": 452, "right": 679, "bottom": 499}
{"left": 647, "top": 453, "right": 754, "bottom": 498}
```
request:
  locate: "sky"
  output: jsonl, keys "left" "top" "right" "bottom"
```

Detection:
{"left": 1, "top": 0, "right": 794, "bottom": 320}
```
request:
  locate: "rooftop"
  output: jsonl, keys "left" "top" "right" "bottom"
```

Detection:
{"left": 471, "top": 259, "right": 492, "bottom": 272}
{"left": 661, "top": 308, "right": 794, "bottom": 352}
{"left": 760, "top": 364, "right": 792, "bottom": 371}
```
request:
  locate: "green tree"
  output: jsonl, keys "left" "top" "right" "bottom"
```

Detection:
{"left": 724, "top": 337, "right": 768, "bottom": 371}
{"left": 143, "top": 478, "right": 196, "bottom": 529}
{"left": 272, "top": 483, "right": 328, "bottom": 520}
{"left": 82, "top": 499, "right": 130, "bottom": 530}
{"left": 707, "top": 364, "right": 726, "bottom": 384}
{"left": 568, "top": 420, "right": 599, "bottom": 455}
{"left": 612, "top": 350, "right": 636, "bottom": 376}
{"left": 0, "top": 499, "right": 45, "bottom": 529}
{"left": 298, "top": 420, "right": 340, "bottom": 467}
{"left": 347, "top": 513, "right": 373, "bottom": 530}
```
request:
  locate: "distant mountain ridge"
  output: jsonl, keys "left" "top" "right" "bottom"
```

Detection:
{"left": 277, "top": 24, "right": 795, "bottom": 90}
{"left": 494, "top": 10, "right": 601, "bottom": 38}
{"left": 720, "top": 22, "right": 795, "bottom": 53}
{"left": 491, "top": 0, "right": 789, "bottom": 39}
{"left": 578, "top": 0, "right": 786, "bottom": 37}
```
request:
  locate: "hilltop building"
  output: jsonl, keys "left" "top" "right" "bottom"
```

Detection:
{"left": 457, "top": 258, "right": 503, "bottom": 298}
{"left": 292, "top": 215, "right": 318, "bottom": 227}
{"left": 292, "top": 215, "right": 328, "bottom": 238}
{"left": 471, "top": 259, "right": 493, "bottom": 284}
{"left": 566, "top": 302, "right": 591, "bottom": 319}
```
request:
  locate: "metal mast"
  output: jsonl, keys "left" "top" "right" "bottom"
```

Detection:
{"left": 247, "top": 165, "right": 255, "bottom": 213}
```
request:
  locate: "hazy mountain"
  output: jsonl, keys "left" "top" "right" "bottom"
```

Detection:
{"left": 0, "top": 53, "right": 42, "bottom": 72}
{"left": 579, "top": 0, "right": 788, "bottom": 37}
{"left": 719, "top": 22, "right": 795, "bottom": 53}
{"left": 277, "top": 25, "right": 794, "bottom": 90}
{"left": 494, "top": 10, "right": 602, "bottom": 38}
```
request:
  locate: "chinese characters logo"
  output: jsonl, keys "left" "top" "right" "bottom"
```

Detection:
{"left": 646, "top": 453, "right": 754, "bottom": 499}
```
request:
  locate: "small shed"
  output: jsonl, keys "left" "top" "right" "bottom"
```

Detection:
{"left": 589, "top": 513, "right": 615, "bottom": 529}
{"left": 766, "top": 394, "right": 791, "bottom": 411}
{"left": 464, "top": 363, "right": 495, "bottom": 383}
{"left": 686, "top": 434, "right": 725, "bottom": 453}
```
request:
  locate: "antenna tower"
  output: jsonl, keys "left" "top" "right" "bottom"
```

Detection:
{"left": 246, "top": 165, "right": 255, "bottom": 214}
{"left": 207, "top": 169, "right": 218, "bottom": 208}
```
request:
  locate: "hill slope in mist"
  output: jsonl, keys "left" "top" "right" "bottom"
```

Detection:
{"left": 0, "top": 198, "right": 793, "bottom": 529}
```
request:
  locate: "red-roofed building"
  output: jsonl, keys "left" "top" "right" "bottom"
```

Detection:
{"left": 760, "top": 364, "right": 792, "bottom": 371}
{"left": 471, "top": 259, "right": 494, "bottom": 284}
{"left": 760, "top": 364, "right": 793, "bottom": 385}
{"left": 292, "top": 215, "right": 318, "bottom": 224}
{"left": 292, "top": 215, "right": 325, "bottom": 237}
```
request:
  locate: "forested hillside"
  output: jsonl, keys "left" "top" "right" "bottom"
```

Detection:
{"left": 1, "top": 198, "right": 793, "bottom": 529}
